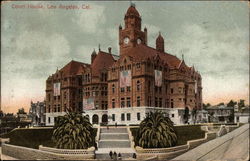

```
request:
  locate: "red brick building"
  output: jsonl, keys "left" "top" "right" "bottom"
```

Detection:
{"left": 45, "top": 4, "right": 202, "bottom": 126}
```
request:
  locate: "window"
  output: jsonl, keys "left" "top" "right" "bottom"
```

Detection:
{"left": 112, "top": 84, "right": 115, "bottom": 93}
{"left": 171, "top": 99, "right": 174, "bottom": 108}
{"left": 159, "top": 98, "right": 162, "bottom": 107}
{"left": 127, "top": 86, "right": 131, "bottom": 92}
{"left": 137, "top": 81, "right": 140, "bottom": 91}
{"left": 48, "top": 105, "right": 51, "bottom": 113}
{"left": 121, "top": 113, "right": 125, "bottom": 121}
{"left": 78, "top": 77, "right": 82, "bottom": 85}
{"left": 155, "top": 97, "right": 158, "bottom": 107}
{"left": 171, "top": 88, "right": 174, "bottom": 94}
{"left": 64, "top": 92, "right": 67, "bottom": 99}
{"left": 190, "top": 99, "right": 193, "bottom": 102}
{"left": 54, "top": 105, "right": 57, "bottom": 112}
{"left": 48, "top": 94, "right": 51, "bottom": 102}
{"left": 112, "top": 114, "right": 115, "bottom": 121}
{"left": 127, "top": 97, "right": 131, "bottom": 107}
{"left": 127, "top": 113, "right": 131, "bottom": 121}
{"left": 137, "top": 96, "right": 141, "bottom": 107}
{"left": 121, "top": 98, "right": 125, "bottom": 108}
{"left": 137, "top": 113, "right": 141, "bottom": 121}
{"left": 112, "top": 99, "right": 115, "bottom": 108}
{"left": 64, "top": 104, "right": 66, "bottom": 112}
{"left": 57, "top": 105, "right": 60, "bottom": 112}
{"left": 148, "top": 96, "right": 151, "bottom": 106}
{"left": 155, "top": 86, "right": 158, "bottom": 92}
{"left": 178, "top": 87, "right": 182, "bottom": 93}
{"left": 120, "top": 87, "right": 125, "bottom": 92}
{"left": 172, "top": 114, "right": 175, "bottom": 118}
{"left": 102, "top": 101, "right": 104, "bottom": 109}
{"left": 179, "top": 98, "right": 182, "bottom": 101}
{"left": 148, "top": 81, "right": 151, "bottom": 92}
{"left": 48, "top": 117, "right": 51, "bottom": 123}
{"left": 136, "top": 63, "right": 141, "bottom": 68}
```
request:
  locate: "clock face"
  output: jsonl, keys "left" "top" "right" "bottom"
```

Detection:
{"left": 124, "top": 37, "right": 129, "bottom": 44}
{"left": 137, "top": 39, "right": 142, "bottom": 44}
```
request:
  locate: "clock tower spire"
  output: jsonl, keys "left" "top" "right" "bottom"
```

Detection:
{"left": 119, "top": 3, "right": 147, "bottom": 55}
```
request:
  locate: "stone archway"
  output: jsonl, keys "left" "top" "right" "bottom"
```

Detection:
{"left": 102, "top": 114, "right": 108, "bottom": 124}
{"left": 92, "top": 114, "right": 99, "bottom": 124}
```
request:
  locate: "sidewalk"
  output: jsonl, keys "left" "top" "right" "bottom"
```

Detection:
{"left": 0, "top": 147, "right": 18, "bottom": 160}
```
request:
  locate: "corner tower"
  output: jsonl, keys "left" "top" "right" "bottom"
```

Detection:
{"left": 119, "top": 3, "right": 147, "bottom": 55}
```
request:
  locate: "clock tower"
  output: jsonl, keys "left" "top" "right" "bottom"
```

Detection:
{"left": 119, "top": 3, "right": 148, "bottom": 55}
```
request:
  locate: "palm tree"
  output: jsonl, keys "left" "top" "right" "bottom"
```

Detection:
{"left": 136, "top": 111, "right": 177, "bottom": 148}
{"left": 52, "top": 112, "right": 95, "bottom": 149}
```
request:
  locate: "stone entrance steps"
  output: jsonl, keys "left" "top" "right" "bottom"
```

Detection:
{"left": 96, "top": 127, "right": 135, "bottom": 160}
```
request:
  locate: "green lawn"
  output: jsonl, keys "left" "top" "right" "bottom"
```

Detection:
{"left": 1, "top": 128, "right": 97, "bottom": 149}
{"left": 130, "top": 125, "right": 205, "bottom": 147}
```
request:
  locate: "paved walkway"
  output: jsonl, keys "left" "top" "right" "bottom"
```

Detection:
{"left": 0, "top": 147, "right": 18, "bottom": 160}
{"left": 173, "top": 123, "right": 249, "bottom": 161}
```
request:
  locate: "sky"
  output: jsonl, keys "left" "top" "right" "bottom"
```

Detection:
{"left": 1, "top": 1, "right": 249, "bottom": 113}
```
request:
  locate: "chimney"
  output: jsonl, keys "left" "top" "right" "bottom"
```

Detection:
{"left": 108, "top": 47, "right": 112, "bottom": 54}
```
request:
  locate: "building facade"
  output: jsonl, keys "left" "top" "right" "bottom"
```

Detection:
{"left": 206, "top": 105, "right": 234, "bottom": 123}
{"left": 29, "top": 101, "right": 46, "bottom": 126}
{"left": 45, "top": 4, "right": 202, "bottom": 126}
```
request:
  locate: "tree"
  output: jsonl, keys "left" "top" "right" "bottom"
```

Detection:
{"left": 217, "top": 102, "right": 224, "bottom": 106}
{"left": 191, "top": 108, "right": 197, "bottom": 124}
{"left": 52, "top": 112, "right": 95, "bottom": 149}
{"left": 227, "top": 100, "right": 237, "bottom": 107}
{"left": 136, "top": 111, "right": 177, "bottom": 148}
{"left": 183, "top": 107, "right": 190, "bottom": 123}
{"left": 238, "top": 99, "right": 245, "bottom": 108}
{"left": 17, "top": 108, "right": 26, "bottom": 114}
{"left": 202, "top": 103, "right": 211, "bottom": 110}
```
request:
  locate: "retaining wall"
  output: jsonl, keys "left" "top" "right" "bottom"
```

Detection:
{"left": 1, "top": 143, "right": 95, "bottom": 160}
{"left": 135, "top": 127, "right": 217, "bottom": 160}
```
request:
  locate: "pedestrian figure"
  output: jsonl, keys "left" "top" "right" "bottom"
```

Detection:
{"left": 114, "top": 151, "right": 117, "bottom": 160}
{"left": 115, "top": 122, "right": 117, "bottom": 128}
{"left": 118, "top": 153, "right": 122, "bottom": 160}
{"left": 109, "top": 150, "right": 113, "bottom": 159}
{"left": 107, "top": 124, "right": 109, "bottom": 130}
{"left": 133, "top": 153, "right": 136, "bottom": 159}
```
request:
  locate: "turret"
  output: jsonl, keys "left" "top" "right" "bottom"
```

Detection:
{"left": 156, "top": 32, "right": 164, "bottom": 52}
{"left": 91, "top": 49, "right": 97, "bottom": 63}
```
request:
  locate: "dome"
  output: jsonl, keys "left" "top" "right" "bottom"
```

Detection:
{"left": 125, "top": 5, "right": 140, "bottom": 17}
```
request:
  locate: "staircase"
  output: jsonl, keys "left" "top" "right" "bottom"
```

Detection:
{"left": 96, "top": 127, "right": 135, "bottom": 160}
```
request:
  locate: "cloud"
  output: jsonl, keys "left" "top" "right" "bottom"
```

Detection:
{"left": 2, "top": 31, "right": 70, "bottom": 79}
{"left": 72, "top": 4, "right": 106, "bottom": 34}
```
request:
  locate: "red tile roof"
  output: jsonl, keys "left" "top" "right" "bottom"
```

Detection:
{"left": 91, "top": 51, "right": 115, "bottom": 76}
{"left": 122, "top": 44, "right": 184, "bottom": 68}
{"left": 60, "top": 60, "right": 90, "bottom": 76}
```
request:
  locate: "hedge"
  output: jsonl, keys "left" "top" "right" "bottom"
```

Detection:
{"left": 1, "top": 128, "right": 97, "bottom": 149}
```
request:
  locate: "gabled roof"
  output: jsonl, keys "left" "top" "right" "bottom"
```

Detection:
{"left": 59, "top": 60, "right": 90, "bottom": 76}
{"left": 91, "top": 51, "right": 115, "bottom": 76}
{"left": 122, "top": 44, "right": 182, "bottom": 68}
